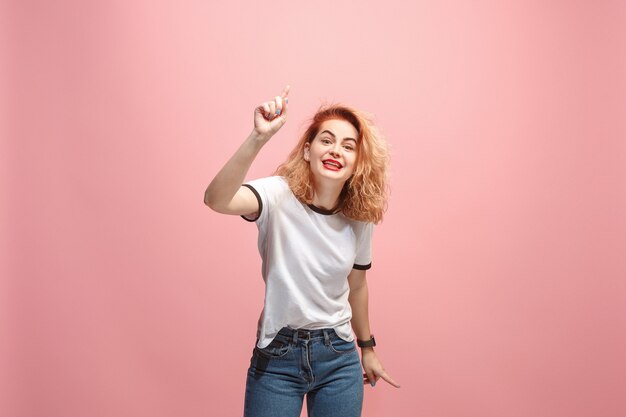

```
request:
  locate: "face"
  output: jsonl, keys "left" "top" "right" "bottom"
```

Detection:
{"left": 303, "top": 119, "right": 359, "bottom": 185}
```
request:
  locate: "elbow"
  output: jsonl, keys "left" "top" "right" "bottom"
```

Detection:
{"left": 204, "top": 190, "right": 228, "bottom": 213}
{"left": 203, "top": 190, "right": 218, "bottom": 211}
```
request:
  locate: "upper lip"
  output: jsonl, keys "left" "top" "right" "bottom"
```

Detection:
{"left": 322, "top": 159, "right": 343, "bottom": 168}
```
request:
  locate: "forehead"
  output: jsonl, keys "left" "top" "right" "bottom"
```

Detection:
{"left": 317, "top": 119, "right": 358, "bottom": 139}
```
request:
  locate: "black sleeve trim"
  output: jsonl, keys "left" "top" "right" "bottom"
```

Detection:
{"left": 240, "top": 184, "right": 263, "bottom": 222}
{"left": 353, "top": 263, "right": 372, "bottom": 271}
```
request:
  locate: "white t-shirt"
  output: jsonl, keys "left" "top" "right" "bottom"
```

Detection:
{"left": 242, "top": 176, "right": 373, "bottom": 348}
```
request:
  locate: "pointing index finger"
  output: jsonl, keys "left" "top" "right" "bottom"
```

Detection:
{"left": 381, "top": 372, "right": 401, "bottom": 388}
{"left": 281, "top": 85, "right": 291, "bottom": 99}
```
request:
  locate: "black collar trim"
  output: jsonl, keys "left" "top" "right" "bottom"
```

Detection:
{"left": 307, "top": 203, "right": 340, "bottom": 215}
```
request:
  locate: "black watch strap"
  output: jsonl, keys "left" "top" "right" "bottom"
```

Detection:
{"left": 357, "top": 335, "right": 376, "bottom": 348}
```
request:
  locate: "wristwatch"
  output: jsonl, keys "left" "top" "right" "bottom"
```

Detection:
{"left": 357, "top": 335, "right": 376, "bottom": 348}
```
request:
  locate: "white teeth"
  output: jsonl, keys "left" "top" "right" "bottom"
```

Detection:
{"left": 323, "top": 161, "right": 341, "bottom": 168}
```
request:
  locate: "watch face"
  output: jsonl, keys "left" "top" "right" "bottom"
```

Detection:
{"left": 358, "top": 336, "right": 376, "bottom": 347}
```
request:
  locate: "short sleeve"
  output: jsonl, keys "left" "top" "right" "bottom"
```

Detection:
{"left": 239, "top": 176, "right": 287, "bottom": 225}
{"left": 353, "top": 222, "right": 373, "bottom": 270}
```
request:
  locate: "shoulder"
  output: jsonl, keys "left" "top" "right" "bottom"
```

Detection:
{"left": 244, "top": 176, "right": 289, "bottom": 196}
{"left": 353, "top": 220, "right": 374, "bottom": 243}
{"left": 246, "top": 175, "right": 287, "bottom": 189}
{"left": 342, "top": 215, "right": 374, "bottom": 232}
{"left": 240, "top": 177, "right": 290, "bottom": 223}
{"left": 243, "top": 176, "right": 292, "bottom": 210}
{"left": 337, "top": 215, "right": 373, "bottom": 239}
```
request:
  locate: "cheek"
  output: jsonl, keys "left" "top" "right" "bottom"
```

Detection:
{"left": 346, "top": 153, "right": 357, "bottom": 167}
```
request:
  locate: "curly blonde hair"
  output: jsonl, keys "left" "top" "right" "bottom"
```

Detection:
{"left": 274, "top": 104, "right": 390, "bottom": 224}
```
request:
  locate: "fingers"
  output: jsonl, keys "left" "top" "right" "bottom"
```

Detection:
{"left": 281, "top": 85, "right": 290, "bottom": 116}
{"left": 260, "top": 102, "right": 271, "bottom": 119}
{"left": 281, "top": 84, "right": 290, "bottom": 99}
{"left": 258, "top": 101, "right": 276, "bottom": 120}
{"left": 259, "top": 86, "right": 289, "bottom": 120}
{"left": 268, "top": 101, "right": 276, "bottom": 118}
{"left": 275, "top": 95, "right": 288, "bottom": 117}
{"left": 363, "top": 371, "right": 401, "bottom": 388}
{"left": 379, "top": 371, "right": 401, "bottom": 388}
{"left": 363, "top": 372, "right": 377, "bottom": 387}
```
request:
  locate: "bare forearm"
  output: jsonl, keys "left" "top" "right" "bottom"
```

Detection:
{"left": 204, "top": 130, "right": 270, "bottom": 209}
{"left": 348, "top": 283, "right": 372, "bottom": 342}
{"left": 349, "top": 279, "right": 400, "bottom": 388}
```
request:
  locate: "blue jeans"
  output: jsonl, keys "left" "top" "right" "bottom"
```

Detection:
{"left": 244, "top": 327, "right": 364, "bottom": 417}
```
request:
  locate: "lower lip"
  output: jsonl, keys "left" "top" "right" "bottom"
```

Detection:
{"left": 323, "top": 163, "right": 341, "bottom": 171}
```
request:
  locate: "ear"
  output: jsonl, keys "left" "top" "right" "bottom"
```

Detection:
{"left": 303, "top": 142, "right": 310, "bottom": 161}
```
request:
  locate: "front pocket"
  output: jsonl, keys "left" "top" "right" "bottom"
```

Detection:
{"left": 328, "top": 337, "right": 357, "bottom": 355}
{"left": 254, "top": 338, "right": 293, "bottom": 359}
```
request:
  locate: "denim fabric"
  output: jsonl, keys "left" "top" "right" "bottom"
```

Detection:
{"left": 244, "top": 327, "right": 363, "bottom": 417}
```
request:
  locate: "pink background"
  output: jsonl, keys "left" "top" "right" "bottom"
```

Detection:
{"left": 2, "top": 1, "right": 625, "bottom": 416}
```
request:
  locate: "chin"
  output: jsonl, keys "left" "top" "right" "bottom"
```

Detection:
{"left": 317, "top": 171, "right": 349, "bottom": 184}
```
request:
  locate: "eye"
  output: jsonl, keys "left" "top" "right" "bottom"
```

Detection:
{"left": 321, "top": 138, "right": 332, "bottom": 145}
{"left": 343, "top": 145, "right": 354, "bottom": 151}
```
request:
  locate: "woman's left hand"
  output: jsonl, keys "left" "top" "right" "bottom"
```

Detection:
{"left": 361, "top": 348, "right": 401, "bottom": 388}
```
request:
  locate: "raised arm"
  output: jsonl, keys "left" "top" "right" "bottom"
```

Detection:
{"left": 204, "top": 85, "right": 290, "bottom": 217}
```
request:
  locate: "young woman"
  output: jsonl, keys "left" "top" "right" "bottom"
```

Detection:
{"left": 204, "top": 85, "right": 399, "bottom": 417}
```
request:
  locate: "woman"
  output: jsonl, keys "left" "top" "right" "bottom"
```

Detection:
{"left": 205, "top": 85, "right": 399, "bottom": 417}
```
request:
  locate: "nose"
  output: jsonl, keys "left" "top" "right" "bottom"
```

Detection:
{"left": 329, "top": 143, "right": 341, "bottom": 157}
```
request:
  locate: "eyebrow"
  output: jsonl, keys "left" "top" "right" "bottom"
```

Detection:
{"left": 320, "top": 130, "right": 357, "bottom": 143}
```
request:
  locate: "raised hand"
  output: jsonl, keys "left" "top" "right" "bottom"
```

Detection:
{"left": 253, "top": 85, "right": 290, "bottom": 138}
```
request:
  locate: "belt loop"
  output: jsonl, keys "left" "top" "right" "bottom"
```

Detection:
{"left": 292, "top": 329, "right": 298, "bottom": 345}
{"left": 323, "top": 329, "right": 330, "bottom": 346}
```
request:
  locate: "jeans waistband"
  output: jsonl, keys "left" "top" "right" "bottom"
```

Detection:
{"left": 277, "top": 327, "right": 337, "bottom": 342}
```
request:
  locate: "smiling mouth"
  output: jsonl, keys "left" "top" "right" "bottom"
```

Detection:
{"left": 322, "top": 159, "right": 343, "bottom": 170}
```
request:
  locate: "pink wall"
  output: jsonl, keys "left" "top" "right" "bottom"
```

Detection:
{"left": 2, "top": 1, "right": 625, "bottom": 416}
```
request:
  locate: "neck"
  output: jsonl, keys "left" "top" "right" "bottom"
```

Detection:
{"left": 311, "top": 179, "right": 345, "bottom": 211}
